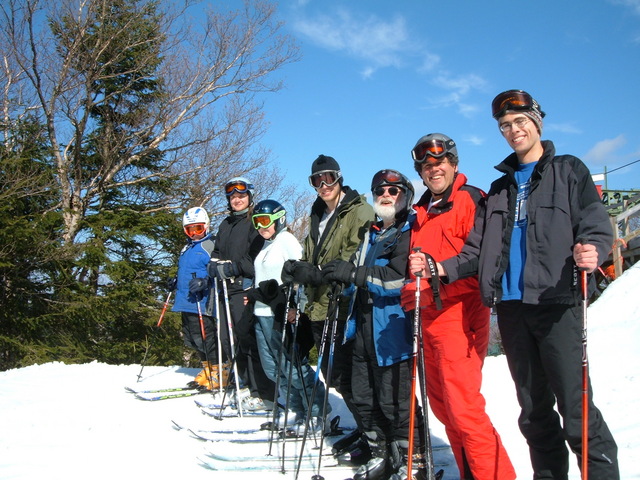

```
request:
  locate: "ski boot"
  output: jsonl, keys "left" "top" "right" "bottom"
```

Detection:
{"left": 192, "top": 361, "right": 230, "bottom": 390}
{"left": 352, "top": 434, "right": 391, "bottom": 480}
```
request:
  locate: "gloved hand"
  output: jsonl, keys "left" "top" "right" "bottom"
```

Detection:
{"left": 281, "top": 259, "right": 297, "bottom": 284}
{"left": 281, "top": 260, "right": 323, "bottom": 286}
{"left": 189, "top": 277, "right": 209, "bottom": 296}
{"left": 166, "top": 276, "right": 177, "bottom": 292}
{"left": 322, "top": 259, "right": 355, "bottom": 285}
{"left": 207, "top": 260, "right": 240, "bottom": 280}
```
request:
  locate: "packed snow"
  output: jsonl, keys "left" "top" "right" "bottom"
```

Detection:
{"left": 1, "top": 262, "right": 638, "bottom": 480}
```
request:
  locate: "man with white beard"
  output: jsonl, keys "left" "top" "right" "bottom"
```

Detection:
{"left": 322, "top": 170, "right": 424, "bottom": 480}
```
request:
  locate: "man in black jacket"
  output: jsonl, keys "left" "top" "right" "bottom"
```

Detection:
{"left": 409, "top": 90, "right": 619, "bottom": 480}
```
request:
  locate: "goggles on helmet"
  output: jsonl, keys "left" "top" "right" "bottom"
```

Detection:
{"left": 411, "top": 139, "right": 452, "bottom": 162}
{"left": 491, "top": 90, "right": 545, "bottom": 119}
{"left": 308, "top": 170, "right": 341, "bottom": 188}
{"left": 184, "top": 223, "right": 206, "bottom": 238}
{"left": 252, "top": 210, "right": 285, "bottom": 229}
{"left": 225, "top": 180, "right": 253, "bottom": 197}
{"left": 371, "top": 169, "right": 403, "bottom": 187}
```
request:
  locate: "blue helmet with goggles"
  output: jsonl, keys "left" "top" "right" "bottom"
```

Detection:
{"left": 252, "top": 199, "right": 286, "bottom": 233}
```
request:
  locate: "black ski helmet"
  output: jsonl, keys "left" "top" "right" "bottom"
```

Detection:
{"left": 370, "top": 169, "right": 415, "bottom": 207}
{"left": 252, "top": 199, "right": 287, "bottom": 234}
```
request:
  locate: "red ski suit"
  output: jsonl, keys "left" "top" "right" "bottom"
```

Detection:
{"left": 402, "top": 173, "right": 515, "bottom": 480}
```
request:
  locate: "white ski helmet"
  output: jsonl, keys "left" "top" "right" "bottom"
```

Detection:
{"left": 182, "top": 207, "right": 210, "bottom": 234}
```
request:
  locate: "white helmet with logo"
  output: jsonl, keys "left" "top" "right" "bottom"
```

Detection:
{"left": 182, "top": 207, "right": 210, "bottom": 233}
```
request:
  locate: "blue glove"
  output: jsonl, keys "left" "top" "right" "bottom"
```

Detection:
{"left": 207, "top": 260, "right": 240, "bottom": 280}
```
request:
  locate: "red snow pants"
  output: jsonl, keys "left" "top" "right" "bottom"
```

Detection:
{"left": 421, "top": 294, "right": 515, "bottom": 480}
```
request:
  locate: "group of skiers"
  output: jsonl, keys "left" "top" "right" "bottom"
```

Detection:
{"left": 168, "top": 89, "right": 620, "bottom": 480}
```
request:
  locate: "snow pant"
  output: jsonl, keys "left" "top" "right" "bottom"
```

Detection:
{"left": 497, "top": 301, "right": 619, "bottom": 480}
{"left": 351, "top": 310, "right": 424, "bottom": 447}
{"left": 218, "top": 288, "right": 275, "bottom": 400}
{"left": 422, "top": 294, "right": 515, "bottom": 480}
{"left": 254, "top": 315, "right": 326, "bottom": 418}
{"left": 311, "top": 319, "right": 361, "bottom": 428}
{"left": 181, "top": 312, "right": 227, "bottom": 363}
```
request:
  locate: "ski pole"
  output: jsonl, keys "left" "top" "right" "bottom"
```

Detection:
{"left": 406, "top": 247, "right": 423, "bottom": 478}
{"left": 580, "top": 268, "right": 589, "bottom": 479}
{"left": 136, "top": 290, "right": 172, "bottom": 382}
{"left": 268, "top": 283, "right": 294, "bottom": 458}
{"left": 192, "top": 273, "right": 215, "bottom": 393}
{"left": 310, "top": 283, "right": 341, "bottom": 480}
{"left": 214, "top": 276, "right": 224, "bottom": 397}
{"left": 294, "top": 283, "right": 341, "bottom": 480}
{"left": 221, "top": 277, "right": 244, "bottom": 417}
{"left": 408, "top": 248, "right": 443, "bottom": 480}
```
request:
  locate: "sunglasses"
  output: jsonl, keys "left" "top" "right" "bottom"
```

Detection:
{"left": 308, "top": 170, "right": 341, "bottom": 188}
{"left": 252, "top": 211, "right": 285, "bottom": 229}
{"left": 411, "top": 139, "right": 452, "bottom": 162}
{"left": 225, "top": 181, "right": 253, "bottom": 197}
{"left": 374, "top": 186, "right": 403, "bottom": 197}
{"left": 491, "top": 90, "right": 544, "bottom": 119}
{"left": 184, "top": 223, "right": 206, "bottom": 237}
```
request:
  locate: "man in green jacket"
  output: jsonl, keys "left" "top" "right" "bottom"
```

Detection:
{"left": 284, "top": 154, "right": 374, "bottom": 439}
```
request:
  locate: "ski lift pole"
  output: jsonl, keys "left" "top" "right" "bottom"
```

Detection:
{"left": 136, "top": 290, "right": 172, "bottom": 382}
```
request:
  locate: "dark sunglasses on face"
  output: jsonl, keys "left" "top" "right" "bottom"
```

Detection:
{"left": 374, "top": 185, "right": 403, "bottom": 196}
{"left": 308, "top": 170, "right": 341, "bottom": 188}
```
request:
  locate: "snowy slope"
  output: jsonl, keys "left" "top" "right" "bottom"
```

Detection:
{"left": 0, "top": 262, "right": 638, "bottom": 480}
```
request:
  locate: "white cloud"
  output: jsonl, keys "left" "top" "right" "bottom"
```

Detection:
{"left": 608, "top": 0, "right": 640, "bottom": 15}
{"left": 464, "top": 135, "right": 485, "bottom": 146}
{"left": 292, "top": 9, "right": 413, "bottom": 76}
{"left": 546, "top": 122, "right": 582, "bottom": 135}
{"left": 583, "top": 134, "right": 627, "bottom": 165}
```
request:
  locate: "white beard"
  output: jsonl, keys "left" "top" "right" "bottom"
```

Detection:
{"left": 374, "top": 196, "right": 406, "bottom": 223}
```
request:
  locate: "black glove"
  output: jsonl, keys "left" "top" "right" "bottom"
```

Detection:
{"left": 283, "top": 260, "right": 323, "bottom": 286}
{"left": 188, "top": 277, "right": 208, "bottom": 295}
{"left": 166, "top": 276, "right": 177, "bottom": 291}
{"left": 281, "top": 259, "right": 297, "bottom": 284}
{"left": 207, "top": 260, "right": 240, "bottom": 280}
{"left": 322, "top": 259, "right": 356, "bottom": 285}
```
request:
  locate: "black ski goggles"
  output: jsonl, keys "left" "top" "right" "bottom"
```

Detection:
{"left": 309, "top": 170, "right": 341, "bottom": 188}
{"left": 371, "top": 169, "right": 406, "bottom": 192}
{"left": 411, "top": 139, "right": 451, "bottom": 162}
{"left": 491, "top": 89, "right": 545, "bottom": 119}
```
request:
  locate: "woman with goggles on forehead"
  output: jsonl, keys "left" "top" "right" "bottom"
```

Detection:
{"left": 411, "top": 91, "right": 620, "bottom": 479}
{"left": 243, "top": 199, "right": 328, "bottom": 431}
{"left": 402, "top": 133, "right": 516, "bottom": 480}
{"left": 202, "top": 176, "right": 276, "bottom": 412}
{"left": 170, "top": 207, "right": 229, "bottom": 390}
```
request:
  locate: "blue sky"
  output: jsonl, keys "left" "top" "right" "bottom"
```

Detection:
{"left": 250, "top": 0, "right": 640, "bottom": 201}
